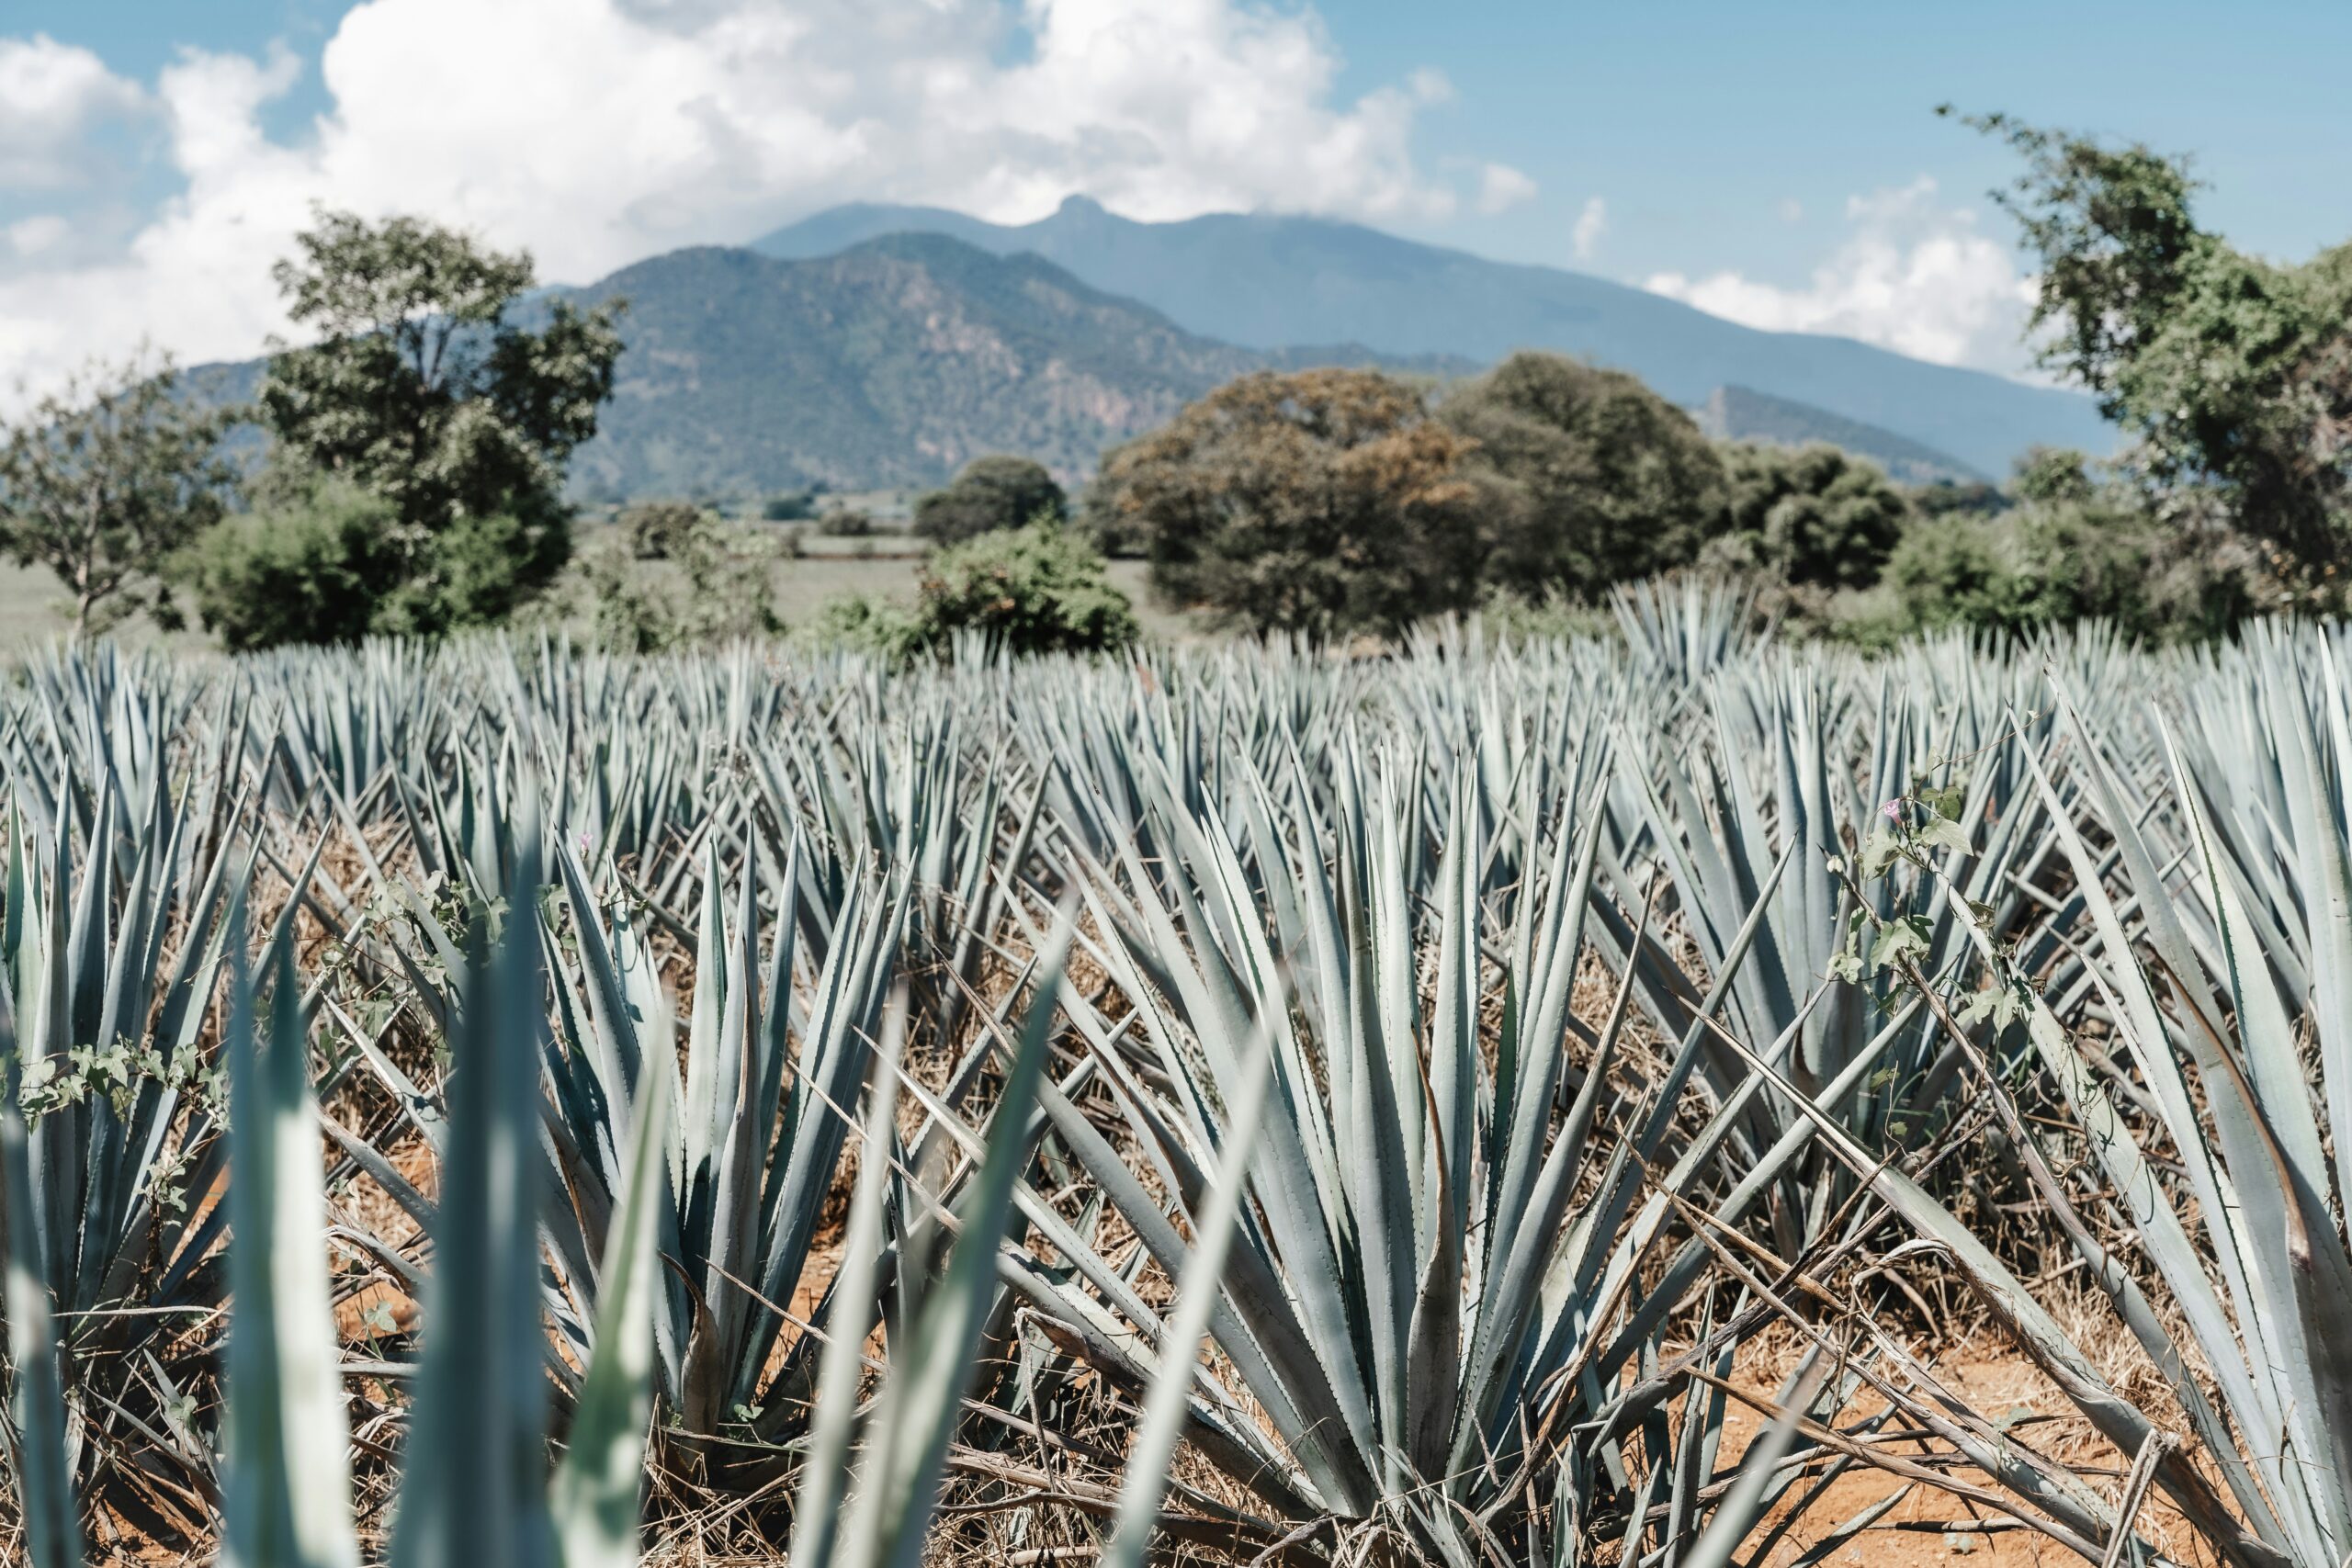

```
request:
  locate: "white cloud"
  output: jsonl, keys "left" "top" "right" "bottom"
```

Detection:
{"left": 1645, "top": 176, "right": 2038, "bottom": 375}
{"left": 6, "top": 216, "right": 72, "bottom": 260}
{"left": 1570, "top": 196, "right": 1606, "bottom": 262}
{"left": 1476, "top": 163, "right": 1536, "bottom": 215}
{"left": 0, "top": 35, "right": 147, "bottom": 189}
{"left": 0, "top": 0, "right": 1498, "bottom": 405}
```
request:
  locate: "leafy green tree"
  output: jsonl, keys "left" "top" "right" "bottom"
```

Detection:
{"left": 913, "top": 456, "right": 1067, "bottom": 546}
{"left": 580, "top": 510, "right": 783, "bottom": 654}
{"left": 256, "top": 210, "right": 625, "bottom": 634}
{"left": 0, "top": 355, "right": 232, "bottom": 636}
{"left": 619, "top": 500, "right": 706, "bottom": 560}
{"left": 1880, "top": 453, "right": 2260, "bottom": 646}
{"left": 180, "top": 475, "right": 396, "bottom": 652}
{"left": 915, "top": 521, "right": 1137, "bottom": 657}
{"left": 809, "top": 522, "right": 1136, "bottom": 665}
{"left": 1439, "top": 352, "right": 1727, "bottom": 598}
{"left": 1087, "top": 367, "right": 1483, "bottom": 637}
{"left": 1908, "top": 478, "right": 2009, "bottom": 520}
{"left": 1955, "top": 108, "right": 2352, "bottom": 576}
{"left": 1705, "top": 442, "right": 1911, "bottom": 590}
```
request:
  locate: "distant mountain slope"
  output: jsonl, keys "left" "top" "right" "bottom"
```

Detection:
{"left": 757, "top": 197, "right": 2109, "bottom": 477}
{"left": 1693, "top": 386, "right": 1984, "bottom": 485}
{"left": 539, "top": 233, "right": 1481, "bottom": 498}
{"left": 189, "top": 232, "right": 1996, "bottom": 504}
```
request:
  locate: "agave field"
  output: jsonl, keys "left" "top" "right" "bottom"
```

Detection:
{"left": 3, "top": 587, "right": 2352, "bottom": 1567}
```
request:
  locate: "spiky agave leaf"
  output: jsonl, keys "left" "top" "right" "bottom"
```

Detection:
{"left": 0, "top": 947, "right": 79, "bottom": 1568}
{"left": 220, "top": 905, "right": 358, "bottom": 1568}
{"left": 387, "top": 827, "right": 558, "bottom": 1568}
{"left": 793, "top": 923, "right": 1069, "bottom": 1568}
{"left": 549, "top": 1030, "right": 672, "bottom": 1568}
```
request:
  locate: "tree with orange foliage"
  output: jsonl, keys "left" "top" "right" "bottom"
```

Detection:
{"left": 1087, "top": 367, "right": 1485, "bottom": 638}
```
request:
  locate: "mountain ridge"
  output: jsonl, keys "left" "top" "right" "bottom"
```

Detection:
{"left": 756, "top": 196, "right": 2105, "bottom": 477}
{"left": 185, "top": 228, "right": 1983, "bottom": 501}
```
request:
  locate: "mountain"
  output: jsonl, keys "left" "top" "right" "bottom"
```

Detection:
{"left": 1692, "top": 386, "right": 1983, "bottom": 485}
{"left": 547, "top": 233, "right": 1465, "bottom": 499}
{"left": 185, "top": 235, "right": 1477, "bottom": 502}
{"left": 757, "top": 197, "right": 2109, "bottom": 478}
{"left": 188, "top": 228, "right": 2007, "bottom": 503}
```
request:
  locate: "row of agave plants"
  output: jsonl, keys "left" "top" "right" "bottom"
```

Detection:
{"left": 0, "top": 592, "right": 2346, "bottom": 1565}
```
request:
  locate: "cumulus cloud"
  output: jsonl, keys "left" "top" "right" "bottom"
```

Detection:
{"left": 1645, "top": 177, "right": 2037, "bottom": 375}
{"left": 0, "top": 35, "right": 147, "bottom": 189}
{"left": 1476, "top": 164, "right": 1537, "bottom": 215}
{"left": 1570, "top": 196, "right": 1606, "bottom": 262}
{"left": 0, "top": 0, "right": 1501, "bottom": 404}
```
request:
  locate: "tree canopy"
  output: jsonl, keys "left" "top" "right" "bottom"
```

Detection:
{"left": 1708, "top": 442, "right": 1911, "bottom": 590}
{"left": 1439, "top": 352, "right": 1727, "bottom": 598}
{"left": 0, "top": 356, "right": 232, "bottom": 637}
{"left": 251, "top": 210, "right": 625, "bottom": 636}
{"left": 1087, "top": 368, "right": 1484, "bottom": 637}
{"left": 912, "top": 455, "right": 1067, "bottom": 546}
{"left": 1955, "top": 108, "right": 2352, "bottom": 576}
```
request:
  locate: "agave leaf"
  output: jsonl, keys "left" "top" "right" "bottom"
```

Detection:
{"left": 387, "top": 831, "right": 556, "bottom": 1568}
{"left": 1102, "top": 1024, "right": 1274, "bottom": 1568}
{"left": 0, "top": 967, "right": 80, "bottom": 1568}
{"left": 550, "top": 1034, "right": 673, "bottom": 1568}
{"left": 221, "top": 908, "right": 359, "bottom": 1568}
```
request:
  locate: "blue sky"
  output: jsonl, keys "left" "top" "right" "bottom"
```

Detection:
{"left": 5, "top": 0, "right": 2347, "bottom": 400}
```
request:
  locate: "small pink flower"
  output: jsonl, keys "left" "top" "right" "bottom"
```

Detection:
{"left": 1881, "top": 799, "right": 1904, "bottom": 823}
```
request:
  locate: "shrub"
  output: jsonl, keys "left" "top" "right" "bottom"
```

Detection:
{"left": 579, "top": 511, "right": 784, "bottom": 653}
{"left": 178, "top": 480, "right": 397, "bottom": 651}
{"left": 1087, "top": 367, "right": 1483, "bottom": 637}
{"left": 620, "top": 500, "right": 707, "bottom": 559}
{"left": 370, "top": 508, "right": 571, "bottom": 637}
{"left": 913, "top": 456, "right": 1067, "bottom": 547}
{"left": 1707, "top": 442, "right": 1912, "bottom": 590}
{"left": 1440, "top": 351, "right": 1727, "bottom": 597}
{"left": 806, "top": 592, "right": 926, "bottom": 664}
{"left": 1881, "top": 499, "right": 2263, "bottom": 645}
{"left": 762, "top": 491, "right": 819, "bottom": 523}
{"left": 915, "top": 521, "right": 1138, "bottom": 658}
{"left": 817, "top": 507, "right": 876, "bottom": 537}
{"left": 184, "top": 473, "right": 582, "bottom": 649}
{"left": 1472, "top": 588, "right": 1617, "bottom": 645}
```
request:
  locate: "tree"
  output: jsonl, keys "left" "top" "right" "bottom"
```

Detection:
{"left": 1086, "top": 368, "right": 1482, "bottom": 637}
{"left": 1879, "top": 450, "right": 2260, "bottom": 647}
{"left": 915, "top": 520, "right": 1137, "bottom": 657}
{"left": 913, "top": 456, "right": 1067, "bottom": 546}
{"left": 811, "top": 521, "right": 1137, "bottom": 667}
{"left": 1706, "top": 442, "right": 1911, "bottom": 590}
{"left": 180, "top": 475, "right": 396, "bottom": 652}
{"left": 1439, "top": 352, "right": 1726, "bottom": 598}
{"left": 0, "top": 355, "right": 232, "bottom": 637}
{"left": 1954, "top": 108, "right": 2352, "bottom": 576}
{"left": 254, "top": 210, "right": 625, "bottom": 635}
{"left": 580, "top": 510, "right": 783, "bottom": 654}
{"left": 620, "top": 500, "right": 706, "bottom": 560}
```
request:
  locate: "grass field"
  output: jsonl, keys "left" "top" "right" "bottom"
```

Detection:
{"left": 0, "top": 531, "right": 1191, "bottom": 649}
